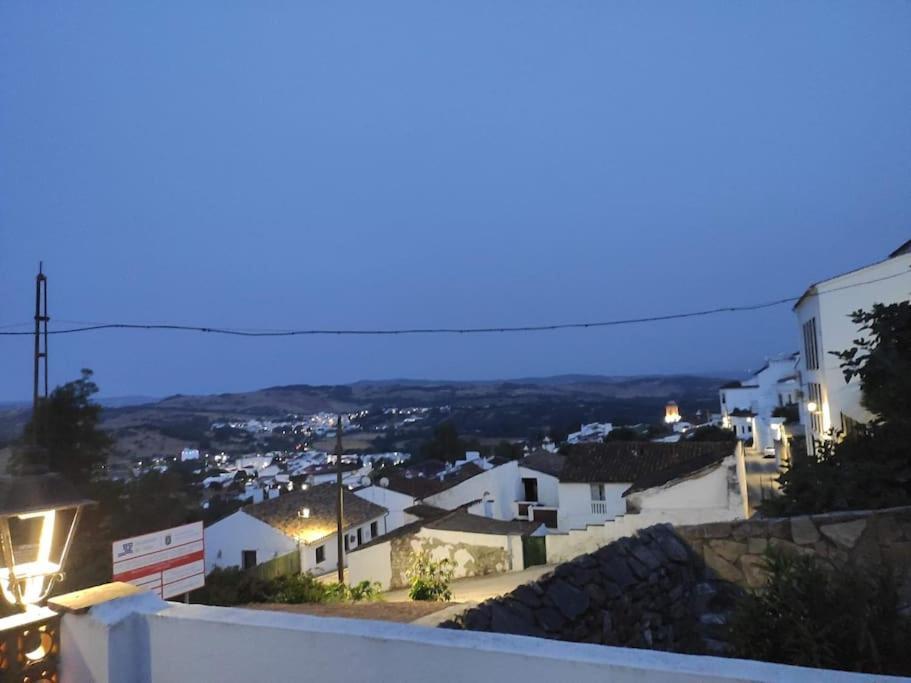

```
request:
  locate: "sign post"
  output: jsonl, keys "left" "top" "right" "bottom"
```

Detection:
{"left": 112, "top": 522, "right": 205, "bottom": 599}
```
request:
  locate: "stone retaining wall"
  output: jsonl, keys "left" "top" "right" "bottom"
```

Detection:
{"left": 441, "top": 525, "right": 712, "bottom": 652}
{"left": 677, "top": 506, "right": 911, "bottom": 601}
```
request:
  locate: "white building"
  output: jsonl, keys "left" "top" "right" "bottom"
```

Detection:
{"left": 794, "top": 240, "right": 911, "bottom": 453}
{"left": 180, "top": 448, "right": 200, "bottom": 462}
{"left": 555, "top": 441, "right": 747, "bottom": 531}
{"left": 204, "top": 484, "right": 388, "bottom": 576}
{"left": 718, "top": 352, "right": 800, "bottom": 454}
{"left": 566, "top": 422, "right": 613, "bottom": 444}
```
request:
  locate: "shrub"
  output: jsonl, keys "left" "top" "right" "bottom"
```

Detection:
{"left": 348, "top": 580, "right": 383, "bottom": 602}
{"left": 406, "top": 551, "right": 454, "bottom": 601}
{"left": 193, "top": 569, "right": 383, "bottom": 606}
{"left": 729, "top": 549, "right": 911, "bottom": 675}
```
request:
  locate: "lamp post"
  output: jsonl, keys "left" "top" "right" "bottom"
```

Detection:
{"left": 0, "top": 474, "right": 92, "bottom": 611}
{"left": 0, "top": 473, "right": 92, "bottom": 682}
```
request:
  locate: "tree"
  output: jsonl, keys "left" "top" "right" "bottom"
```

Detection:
{"left": 833, "top": 301, "right": 911, "bottom": 424}
{"left": 9, "top": 369, "right": 112, "bottom": 485}
{"left": 769, "top": 302, "right": 911, "bottom": 515}
{"left": 604, "top": 426, "right": 641, "bottom": 442}
{"left": 419, "top": 420, "right": 479, "bottom": 462}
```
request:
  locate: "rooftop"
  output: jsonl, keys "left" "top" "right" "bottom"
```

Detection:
{"left": 519, "top": 451, "right": 566, "bottom": 477}
{"left": 379, "top": 462, "right": 488, "bottom": 499}
{"left": 243, "top": 483, "right": 386, "bottom": 541}
{"left": 561, "top": 441, "right": 733, "bottom": 495}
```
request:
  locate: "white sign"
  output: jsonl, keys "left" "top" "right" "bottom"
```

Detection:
{"left": 112, "top": 522, "right": 205, "bottom": 599}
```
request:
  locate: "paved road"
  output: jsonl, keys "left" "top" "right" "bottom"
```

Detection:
{"left": 743, "top": 450, "right": 781, "bottom": 513}
{"left": 384, "top": 564, "right": 554, "bottom": 603}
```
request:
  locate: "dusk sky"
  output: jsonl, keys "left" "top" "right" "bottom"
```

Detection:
{"left": 1, "top": 1, "right": 909, "bottom": 400}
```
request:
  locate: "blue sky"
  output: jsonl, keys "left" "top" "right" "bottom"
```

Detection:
{"left": 1, "top": 1, "right": 909, "bottom": 399}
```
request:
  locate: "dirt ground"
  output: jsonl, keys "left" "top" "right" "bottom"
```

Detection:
{"left": 244, "top": 601, "right": 455, "bottom": 623}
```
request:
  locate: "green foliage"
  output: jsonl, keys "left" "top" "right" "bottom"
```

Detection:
{"left": 833, "top": 301, "right": 911, "bottom": 424}
{"left": 687, "top": 425, "right": 737, "bottom": 442}
{"left": 729, "top": 550, "right": 911, "bottom": 675}
{"left": 768, "top": 302, "right": 911, "bottom": 515}
{"left": 770, "top": 403, "right": 800, "bottom": 424}
{"left": 493, "top": 440, "right": 523, "bottom": 460}
{"left": 419, "top": 420, "right": 480, "bottom": 463}
{"left": 192, "top": 569, "right": 382, "bottom": 606}
{"left": 10, "top": 369, "right": 112, "bottom": 484}
{"left": 406, "top": 551, "right": 454, "bottom": 602}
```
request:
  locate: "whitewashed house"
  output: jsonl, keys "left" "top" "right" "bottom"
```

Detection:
{"left": 555, "top": 441, "right": 747, "bottom": 531}
{"left": 514, "top": 451, "right": 564, "bottom": 529}
{"left": 566, "top": 422, "right": 613, "bottom": 444}
{"left": 204, "top": 483, "right": 387, "bottom": 576}
{"left": 347, "top": 508, "right": 542, "bottom": 590}
{"left": 719, "top": 352, "right": 800, "bottom": 454}
{"left": 794, "top": 239, "right": 911, "bottom": 453}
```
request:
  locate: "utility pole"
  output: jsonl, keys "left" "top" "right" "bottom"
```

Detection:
{"left": 33, "top": 263, "right": 49, "bottom": 435}
{"left": 335, "top": 414, "right": 345, "bottom": 584}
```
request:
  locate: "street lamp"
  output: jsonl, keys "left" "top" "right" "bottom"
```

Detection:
{"left": 807, "top": 401, "right": 819, "bottom": 414}
{"left": 0, "top": 474, "right": 93, "bottom": 611}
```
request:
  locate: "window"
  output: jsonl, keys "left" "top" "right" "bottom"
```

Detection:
{"left": 356, "top": 528, "right": 363, "bottom": 546}
{"left": 344, "top": 534, "right": 350, "bottom": 552}
{"left": 241, "top": 550, "right": 257, "bottom": 570}
{"left": 808, "top": 383, "right": 823, "bottom": 434}
{"left": 370, "top": 521, "right": 378, "bottom": 538}
{"left": 590, "top": 483, "right": 606, "bottom": 501}
{"left": 803, "top": 318, "right": 820, "bottom": 370}
{"left": 721, "top": 393, "right": 726, "bottom": 406}
{"left": 315, "top": 545, "right": 325, "bottom": 564}
{"left": 522, "top": 477, "right": 539, "bottom": 502}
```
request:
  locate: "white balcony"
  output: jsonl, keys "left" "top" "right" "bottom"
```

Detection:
{"left": 591, "top": 500, "right": 608, "bottom": 516}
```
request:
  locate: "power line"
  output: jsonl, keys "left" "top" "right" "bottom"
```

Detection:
{"left": 0, "top": 268, "right": 907, "bottom": 339}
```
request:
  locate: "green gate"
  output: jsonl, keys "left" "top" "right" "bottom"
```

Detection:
{"left": 522, "top": 536, "right": 547, "bottom": 567}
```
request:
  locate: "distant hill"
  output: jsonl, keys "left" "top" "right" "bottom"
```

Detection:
{"left": 0, "top": 374, "right": 732, "bottom": 459}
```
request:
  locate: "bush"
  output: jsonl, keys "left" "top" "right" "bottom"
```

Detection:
{"left": 729, "top": 550, "right": 911, "bottom": 675}
{"left": 193, "top": 569, "right": 383, "bottom": 606}
{"left": 406, "top": 551, "right": 454, "bottom": 601}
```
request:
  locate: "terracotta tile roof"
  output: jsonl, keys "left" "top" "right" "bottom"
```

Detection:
{"left": 379, "top": 462, "right": 486, "bottom": 499}
{"left": 561, "top": 441, "right": 733, "bottom": 495}
{"left": 243, "top": 483, "right": 386, "bottom": 542}
{"left": 403, "top": 503, "right": 448, "bottom": 519}
{"left": 519, "top": 451, "right": 566, "bottom": 477}
{"left": 425, "top": 510, "right": 541, "bottom": 536}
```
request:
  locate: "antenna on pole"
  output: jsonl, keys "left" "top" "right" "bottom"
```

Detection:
{"left": 33, "top": 262, "right": 50, "bottom": 417}
{"left": 335, "top": 414, "right": 345, "bottom": 584}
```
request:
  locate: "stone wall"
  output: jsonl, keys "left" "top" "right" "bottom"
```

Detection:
{"left": 389, "top": 532, "right": 511, "bottom": 589}
{"left": 676, "top": 505, "right": 911, "bottom": 602}
{"left": 441, "top": 525, "right": 714, "bottom": 652}
{"left": 441, "top": 507, "right": 911, "bottom": 652}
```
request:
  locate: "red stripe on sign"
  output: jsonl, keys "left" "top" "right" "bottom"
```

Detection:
{"left": 113, "top": 550, "right": 205, "bottom": 583}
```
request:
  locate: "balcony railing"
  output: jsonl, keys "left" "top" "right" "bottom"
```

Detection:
{"left": 591, "top": 501, "right": 608, "bottom": 515}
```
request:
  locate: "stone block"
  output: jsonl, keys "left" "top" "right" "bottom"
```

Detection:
{"left": 535, "top": 605, "right": 566, "bottom": 632}
{"left": 766, "top": 518, "right": 790, "bottom": 539}
{"left": 490, "top": 602, "right": 544, "bottom": 637}
{"left": 882, "top": 542, "right": 911, "bottom": 569}
{"left": 707, "top": 539, "right": 747, "bottom": 563}
{"left": 631, "top": 544, "right": 664, "bottom": 571}
{"left": 731, "top": 522, "right": 758, "bottom": 540}
{"left": 701, "top": 522, "right": 732, "bottom": 539}
{"left": 702, "top": 545, "right": 743, "bottom": 583}
{"left": 740, "top": 554, "right": 769, "bottom": 589}
{"left": 790, "top": 516, "right": 820, "bottom": 545}
{"left": 747, "top": 537, "right": 768, "bottom": 555}
{"left": 656, "top": 533, "right": 690, "bottom": 563}
{"left": 875, "top": 515, "right": 905, "bottom": 545}
{"left": 820, "top": 519, "right": 867, "bottom": 549}
{"left": 768, "top": 537, "right": 815, "bottom": 557}
{"left": 547, "top": 579, "right": 591, "bottom": 620}
{"left": 511, "top": 584, "right": 542, "bottom": 609}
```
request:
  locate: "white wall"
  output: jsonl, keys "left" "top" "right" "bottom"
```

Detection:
{"left": 302, "top": 514, "right": 387, "bottom": 576}
{"left": 60, "top": 594, "right": 888, "bottom": 683}
{"left": 547, "top": 455, "right": 747, "bottom": 563}
{"left": 204, "top": 511, "right": 296, "bottom": 573}
{"left": 424, "top": 461, "right": 520, "bottom": 521}
{"left": 347, "top": 540, "right": 393, "bottom": 589}
{"left": 354, "top": 486, "right": 416, "bottom": 531}
{"left": 516, "top": 466, "right": 560, "bottom": 507}
{"left": 557, "top": 482, "right": 628, "bottom": 531}
{"left": 796, "top": 249, "right": 911, "bottom": 452}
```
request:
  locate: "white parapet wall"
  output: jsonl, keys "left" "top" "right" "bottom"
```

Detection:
{"left": 59, "top": 592, "right": 903, "bottom": 683}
